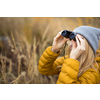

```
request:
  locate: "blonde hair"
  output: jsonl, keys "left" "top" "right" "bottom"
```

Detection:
{"left": 68, "top": 39, "right": 99, "bottom": 77}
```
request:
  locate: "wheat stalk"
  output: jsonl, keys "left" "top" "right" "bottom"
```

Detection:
{"left": 42, "top": 24, "right": 50, "bottom": 42}
{"left": 10, "top": 75, "right": 21, "bottom": 84}
{"left": 11, "top": 31, "right": 16, "bottom": 50}
{"left": 0, "top": 54, "right": 7, "bottom": 83}
{"left": 17, "top": 54, "right": 21, "bottom": 76}
{"left": 8, "top": 59, "right": 12, "bottom": 74}
{"left": 48, "top": 76, "right": 55, "bottom": 84}
{"left": 33, "top": 37, "right": 38, "bottom": 77}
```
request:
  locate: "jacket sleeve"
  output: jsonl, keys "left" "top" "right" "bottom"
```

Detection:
{"left": 95, "top": 50, "right": 100, "bottom": 72}
{"left": 57, "top": 58, "right": 100, "bottom": 84}
{"left": 38, "top": 46, "right": 68, "bottom": 75}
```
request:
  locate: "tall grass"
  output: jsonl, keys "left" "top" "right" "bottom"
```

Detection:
{"left": 0, "top": 28, "right": 58, "bottom": 84}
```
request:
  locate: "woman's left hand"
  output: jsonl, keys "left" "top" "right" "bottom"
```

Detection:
{"left": 70, "top": 34, "right": 85, "bottom": 60}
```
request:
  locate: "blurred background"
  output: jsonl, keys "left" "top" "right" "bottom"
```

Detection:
{"left": 0, "top": 17, "right": 100, "bottom": 84}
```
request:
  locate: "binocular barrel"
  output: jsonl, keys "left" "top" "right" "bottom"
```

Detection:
{"left": 61, "top": 30, "right": 76, "bottom": 41}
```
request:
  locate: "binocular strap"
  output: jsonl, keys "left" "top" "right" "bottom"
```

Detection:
{"left": 63, "top": 42, "right": 67, "bottom": 59}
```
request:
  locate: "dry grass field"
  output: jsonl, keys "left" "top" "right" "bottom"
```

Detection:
{"left": 0, "top": 17, "right": 100, "bottom": 84}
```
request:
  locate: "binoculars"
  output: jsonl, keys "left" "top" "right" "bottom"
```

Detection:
{"left": 61, "top": 30, "right": 76, "bottom": 41}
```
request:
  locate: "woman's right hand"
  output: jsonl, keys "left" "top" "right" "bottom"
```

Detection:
{"left": 70, "top": 34, "right": 85, "bottom": 59}
{"left": 52, "top": 31, "right": 69, "bottom": 53}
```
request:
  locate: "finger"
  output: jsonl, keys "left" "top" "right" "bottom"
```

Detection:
{"left": 77, "top": 34, "right": 84, "bottom": 39}
{"left": 60, "top": 30, "right": 63, "bottom": 33}
{"left": 77, "top": 35, "right": 85, "bottom": 51}
{"left": 55, "top": 32, "right": 62, "bottom": 40}
{"left": 77, "top": 35, "right": 85, "bottom": 46}
{"left": 76, "top": 36, "right": 80, "bottom": 47}
{"left": 80, "top": 38, "right": 85, "bottom": 49}
{"left": 72, "top": 40, "right": 77, "bottom": 50}
{"left": 62, "top": 38, "right": 70, "bottom": 44}
{"left": 56, "top": 32, "right": 61, "bottom": 37}
{"left": 77, "top": 35, "right": 84, "bottom": 42}
{"left": 55, "top": 32, "right": 64, "bottom": 39}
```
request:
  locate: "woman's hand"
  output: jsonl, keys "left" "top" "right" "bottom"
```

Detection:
{"left": 52, "top": 31, "right": 69, "bottom": 53}
{"left": 70, "top": 34, "right": 85, "bottom": 59}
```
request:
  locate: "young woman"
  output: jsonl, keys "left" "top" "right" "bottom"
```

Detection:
{"left": 38, "top": 26, "right": 100, "bottom": 84}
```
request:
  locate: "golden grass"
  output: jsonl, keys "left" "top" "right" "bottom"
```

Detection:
{"left": 11, "top": 31, "right": 16, "bottom": 50}
{"left": 0, "top": 30, "right": 58, "bottom": 84}
{"left": 8, "top": 60, "right": 12, "bottom": 74}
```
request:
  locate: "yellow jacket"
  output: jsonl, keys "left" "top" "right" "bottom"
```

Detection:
{"left": 38, "top": 46, "right": 100, "bottom": 84}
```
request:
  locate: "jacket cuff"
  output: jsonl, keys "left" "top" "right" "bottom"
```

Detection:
{"left": 45, "top": 46, "right": 61, "bottom": 57}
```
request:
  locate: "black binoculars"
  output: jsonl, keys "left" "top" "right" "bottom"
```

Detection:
{"left": 61, "top": 30, "right": 76, "bottom": 41}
